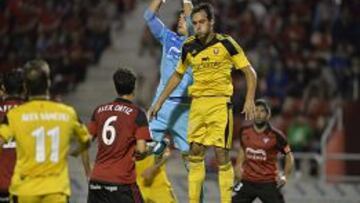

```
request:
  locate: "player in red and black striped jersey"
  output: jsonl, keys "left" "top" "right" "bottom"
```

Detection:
{"left": 232, "top": 99, "right": 294, "bottom": 203}
{"left": 0, "top": 69, "right": 25, "bottom": 203}
{"left": 85, "top": 68, "right": 151, "bottom": 203}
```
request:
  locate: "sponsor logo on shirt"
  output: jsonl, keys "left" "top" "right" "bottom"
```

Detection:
{"left": 263, "top": 137, "right": 270, "bottom": 144}
{"left": 167, "top": 46, "right": 181, "bottom": 60}
{"left": 245, "top": 147, "right": 267, "bottom": 161}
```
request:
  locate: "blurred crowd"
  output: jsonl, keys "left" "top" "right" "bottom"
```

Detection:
{"left": 0, "top": 0, "right": 137, "bottom": 95}
{"left": 216, "top": 0, "right": 359, "bottom": 155}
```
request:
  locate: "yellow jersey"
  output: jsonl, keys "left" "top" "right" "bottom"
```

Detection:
{"left": 176, "top": 34, "right": 251, "bottom": 97}
{"left": 0, "top": 100, "right": 90, "bottom": 196}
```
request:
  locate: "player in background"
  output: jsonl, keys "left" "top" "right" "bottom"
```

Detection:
{"left": 0, "top": 59, "right": 90, "bottom": 203}
{"left": 148, "top": 3, "right": 258, "bottom": 203}
{"left": 232, "top": 99, "right": 294, "bottom": 203}
{"left": 139, "top": 0, "right": 196, "bottom": 202}
{"left": 0, "top": 69, "right": 25, "bottom": 203}
{"left": 86, "top": 68, "right": 151, "bottom": 203}
{"left": 136, "top": 138, "right": 177, "bottom": 203}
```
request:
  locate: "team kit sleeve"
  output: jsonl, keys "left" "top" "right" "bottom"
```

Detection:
{"left": 176, "top": 45, "right": 190, "bottom": 75}
{"left": 87, "top": 110, "right": 98, "bottom": 138}
{"left": 276, "top": 131, "right": 291, "bottom": 155}
{"left": 223, "top": 36, "right": 251, "bottom": 70}
{"left": 144, "top": 9, "right": 170, "bottom": 44}
{"left": 0, "top": 115, "right": 15, "bottom": 142}
{"left": 134, "top": 110, "right": 152, "bottom": 141}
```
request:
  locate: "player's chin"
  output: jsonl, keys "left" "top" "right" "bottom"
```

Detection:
{"left": 254, "top": 120, "right": 266, "bottom": 124}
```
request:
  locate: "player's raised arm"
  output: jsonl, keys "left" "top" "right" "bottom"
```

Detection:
{"left": 144, "top": 0, "right": 168, "bottom": 43}
{"left": 183, "top": 0, "right": 194, "bottom": 36}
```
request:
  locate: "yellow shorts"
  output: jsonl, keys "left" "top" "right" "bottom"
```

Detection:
{"left": 188, "top": 97, "right": 233, "bottom": 149}
{"left": 11, "top": 193, "right": 68, "bottom": 203}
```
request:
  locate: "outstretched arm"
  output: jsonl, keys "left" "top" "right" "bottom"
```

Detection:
{"left": 144, "top": 0, "right": 168, "bottom": 43}
{"left": 183, "top": 0, "right": 194, "bottom": 35}
{"left": 147, "top": 71, "right": 184, "bottom": 119}
{"left": 183, "top": 0, "right": 193, "bottom": 17}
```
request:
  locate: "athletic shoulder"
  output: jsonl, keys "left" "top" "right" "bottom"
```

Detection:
{"left": 216, "top": 33, "right": 231, "bottom": 40}
{"left": 239, "top": 125, "right": 253, "bottom": 135}
{"left": 217, "top": 33, "right": 242, "bottom": 55}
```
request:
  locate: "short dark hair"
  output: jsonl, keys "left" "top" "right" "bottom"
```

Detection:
{"left": 191, "top": 3, "right": 215, "bottom": 21}
{"left": 255, "top": 99, "right": 271, "bottom": 115}
{"left": 3, "top": 68, "right": 24, "bottom": 95}
{"left": 113, "top": 68, "right": 136, "bottom": 96}
{"left": 23, "top": 59, "right": 50, "bottom": 96}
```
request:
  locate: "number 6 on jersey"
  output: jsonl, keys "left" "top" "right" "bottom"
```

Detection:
{"left": 102, "top": 116, "right": 118, "bottom": 145}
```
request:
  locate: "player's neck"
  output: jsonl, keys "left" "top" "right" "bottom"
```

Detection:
{"left": 119, "top": 94, "right": 134, "bottom": 101}
{"left": 199, "top": 32, "right": 215, "bottom": 45}
{"left": 253, "top": 122, "right": 269, "bottom": 133}
{"left": 29, "top": 94, "right": 50, "bottom": 100}
{"left": 3, "top": 94, "right": 23, "bottom": 100}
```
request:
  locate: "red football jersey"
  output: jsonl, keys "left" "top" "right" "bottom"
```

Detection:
{"left": 239, "top": 125, "right": 291, "bottom": 182}
{"left": 88, "top": 98, "right": 151, "bottom": 184}
{"left": 0, "top": 97, "right": 24, "bottom": 191}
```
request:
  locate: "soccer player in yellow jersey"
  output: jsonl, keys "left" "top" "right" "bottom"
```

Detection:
{"left": 136, "top": 144, "right": 177, "bottom": 203}
{"left": 148, "top": 3, "right": 257, "bottom": 203}
{"left": 0, "top": 59, "right": 91, "bottom": 203}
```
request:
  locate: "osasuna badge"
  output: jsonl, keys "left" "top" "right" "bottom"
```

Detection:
{"left": 263, "top": 137, "right": 269, "bottom": 144}
{"left": 213, "top": 48, "right": 219, "bottom": 55}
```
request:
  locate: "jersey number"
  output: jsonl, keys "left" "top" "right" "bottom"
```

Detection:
{"left": 102, "top": 116, "right": 118, "bottom": 145}
{"left": 32, "top": 126, "right": 60, "bottom": 163}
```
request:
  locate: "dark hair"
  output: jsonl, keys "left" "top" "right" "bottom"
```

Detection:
{"left": 255, "top": 99, "right": 271, "bottom": 115}
{"left": 113, "top": 68, "right": 136, "bottom": 96}
{"left": 23, "top": 59, "right": 50, "bottom": 96}
{"left": 3, "top": 68, "right": 25, "bottom": 95}
{"left": 191, "top": 3, "right": 215, "bottom": 21}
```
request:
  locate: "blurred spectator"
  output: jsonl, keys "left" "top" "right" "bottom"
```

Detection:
{"left": 287, "top": 113, "right": 314, "bottom": 152}
{"left": 0, "top": 0, "right": 135, "bottom": 96}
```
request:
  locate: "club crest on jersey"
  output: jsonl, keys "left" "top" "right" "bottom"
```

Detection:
{"left": 263, "top": 137, "right": 270, "bottom": 144}
{"left": 213, "top": 48, "right": 219, "bottom": 55}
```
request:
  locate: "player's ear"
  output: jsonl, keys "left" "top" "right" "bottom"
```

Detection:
{"left": 266, "top": 111, "right": 271, "bottom": 120}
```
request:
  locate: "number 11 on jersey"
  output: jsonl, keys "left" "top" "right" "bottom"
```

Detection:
{"left": 32, "top": 126, "right": 60, "bottom": 163}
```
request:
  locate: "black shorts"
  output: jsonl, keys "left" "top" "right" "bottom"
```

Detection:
{"left": 232, "top": 180, "right": 285, "bottom": 203}
{"left": 0, "top": 192, "right": 10, "bottom": 203}
{"left": 87, "top": 180, "right": 144, "bottom": 203}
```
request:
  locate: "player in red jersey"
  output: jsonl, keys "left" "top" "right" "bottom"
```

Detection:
{"left": 0, "top": 69, "right": 25, "bottom": 203}
{"left": 86, "top": 68, "right": 151, "bottom": 203}
{"left": 232, "top": 99, "right": 294, "bottom": 203}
